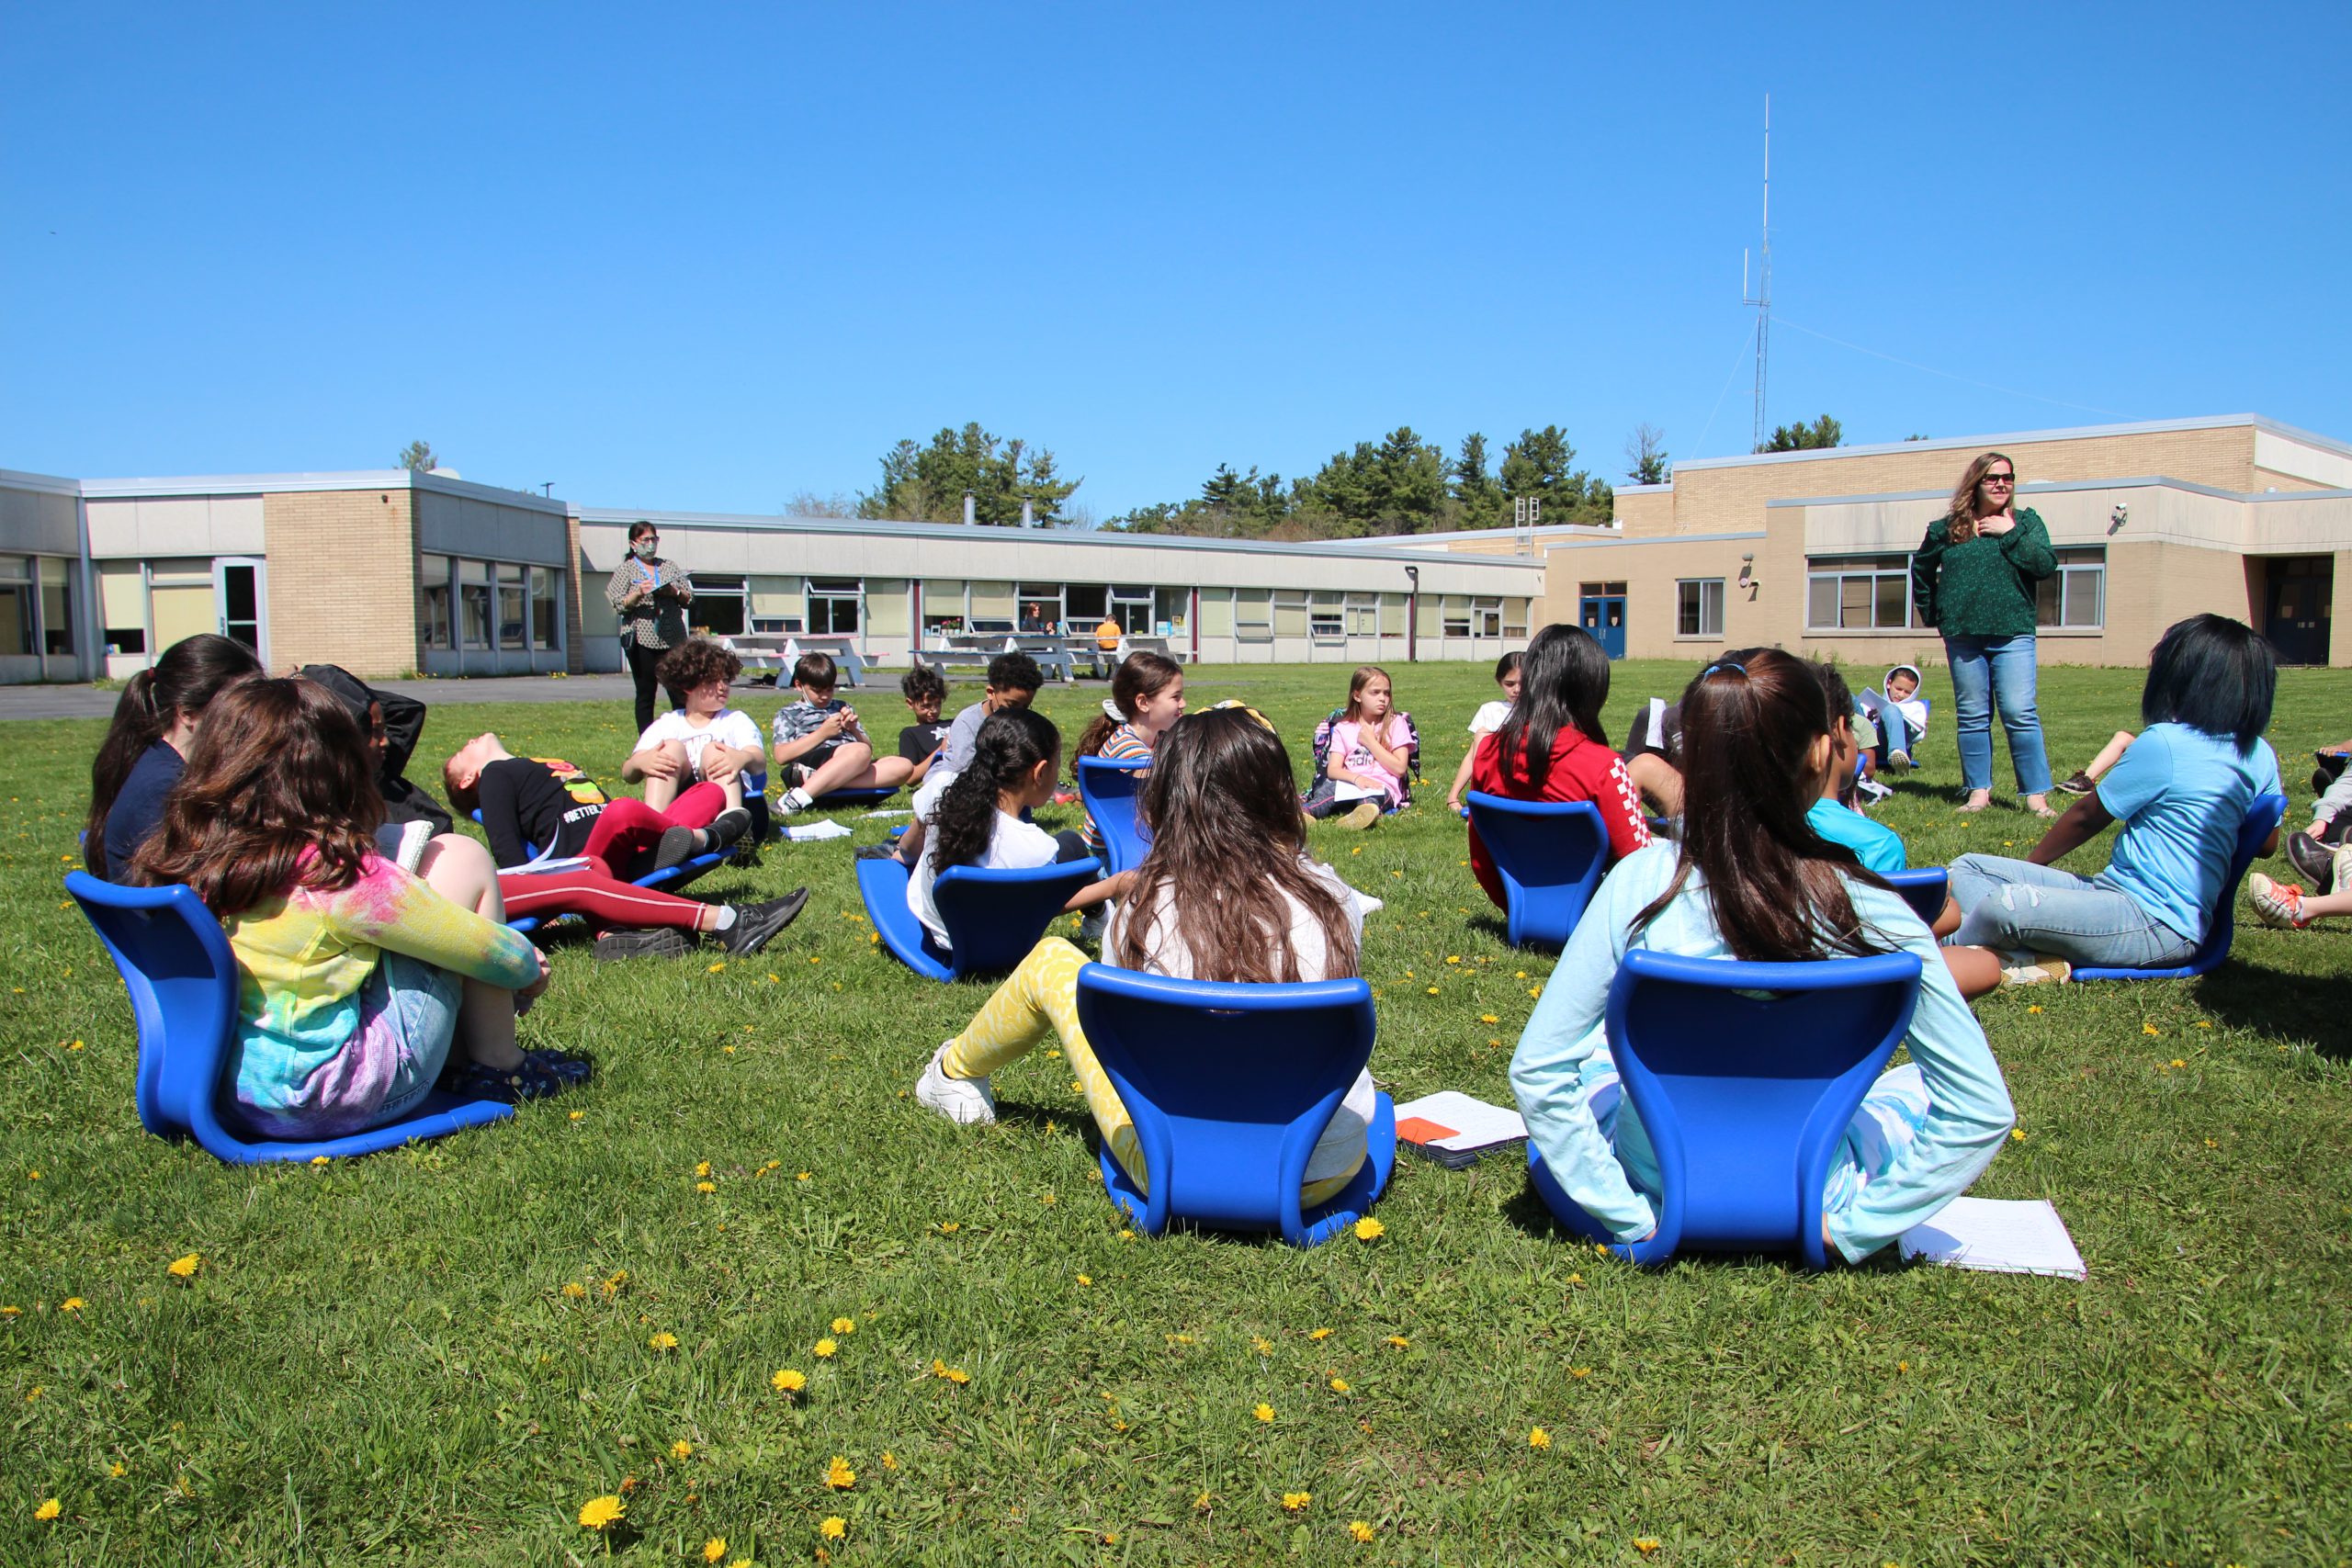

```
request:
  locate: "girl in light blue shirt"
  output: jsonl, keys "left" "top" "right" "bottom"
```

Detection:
{"left": 1946, "top": 615, "right": 2281, "bottom": 981}
{"left": 1510, "top": 649, "right": 2015, "bottom": 1264}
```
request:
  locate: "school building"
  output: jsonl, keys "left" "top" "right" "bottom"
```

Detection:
{"left": 6, "top": 412, "right": 2348, "bottom": 685}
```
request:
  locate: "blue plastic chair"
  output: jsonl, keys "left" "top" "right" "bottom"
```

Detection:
{"left": 1072, "top": 964, "right": 1396, "bottom": 1247}
{"left": 808, "top": 784, "right": 899, "bottom": 807}
{"left": 1883, "top": 867, "right": 1949, "bottom": 925}
{"left": 1076, "top": 755, "right": 1153, "bottom": 874}
{"left": 470, "top": 809, "right": 725, "bottom": 935}
{"left": 1526, "top": 946, "right": 1924, "bottom": 1269}
{"left": 856, "top": 852, "right": 1104, "bottom": 981}
{"left": 65, "top": 872, "right": 516, "bottom": 1164}
{"left": 2073, "top": 791, "right": 2287, "bottom": 981}
{"left": 1464, "top": 792, "right": 1610, "bottom": 950}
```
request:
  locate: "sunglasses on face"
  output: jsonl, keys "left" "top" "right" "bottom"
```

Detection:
{"left": 1983, "top": 473, "right": 2016, "bottom": 485}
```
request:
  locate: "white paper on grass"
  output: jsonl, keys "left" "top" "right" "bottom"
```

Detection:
{"left": 1329, "top": 781, "right": 1381, "bottom": 805}
{"left": 1391, "top": 1090, "right": 1528, "bottom": 1153}
{"left": 860, "top": 808, "right": 914, "bottom": 819}
{"left": 1898, "top": 1197, "right": 2086, "bottom": 1280}
{"left": 785, "top": 819, "right": 854, "bottom": 841}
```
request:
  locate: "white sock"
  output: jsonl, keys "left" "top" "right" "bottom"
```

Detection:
{"left": 708, "top": 906, "right": 739, "bottom": 931}
{"left": 786, "top": 787, "right": 812, "bottom": 809}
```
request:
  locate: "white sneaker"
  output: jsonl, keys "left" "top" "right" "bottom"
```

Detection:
{"left": 1885, "top": 749, "right": 1911, "bottom": 770}
{"left": 779, "top": 787, "right": 813, "bottom": 816}
{"left": 916, "top": 1043, "right": 995, "bottom": 1124}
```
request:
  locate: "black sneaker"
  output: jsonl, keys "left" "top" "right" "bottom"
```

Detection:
{"left": 704, "top": 807, "right": 752, "bottom": 851}
{"left": 854, "top": 842, "right": 908, "bottom": 863}
{"left": 2054, "top": 770, "right": 2097, "bottom": 796}
{"left": 2286, "top": 829, "right": 2336, "bottom": 895}
{"left": 652, "top": 824, "right": 702, "bottom": 872}
{"left": 718, "top": 888, "right": 809, "bottom": 955}
{"left": 594, "top": 928, "right": 693, "bottom": 961}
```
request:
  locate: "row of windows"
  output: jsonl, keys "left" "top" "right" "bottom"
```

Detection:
{"left": 421, "top": 556, "right": 563, "bottom": 652}
{"left": 0, "top": 555, "right": 74, "bottom": 658}
{"left": 1802, "top": 548, "right": 2107, "bottom": 633}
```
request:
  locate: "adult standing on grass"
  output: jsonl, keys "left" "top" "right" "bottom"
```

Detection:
{"left": 607, "top": 520, "right": 694, "bottom": 735}
{"left": 1910, "top": 452, "right": 2057, "bottom": 817}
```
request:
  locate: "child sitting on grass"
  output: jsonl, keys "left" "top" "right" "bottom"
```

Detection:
{"left": 85, "top": 632, "right": 262, "bottom": 882}
{"left": 910, "top": 708, "right": 1113, "bottom": 953}
{"left": 914, "top": 705, "right": 1381, "bottom": 1210}
{"left": 1943, "top": 615, "right": 2281, "bottom": 985}
{"left": 896, "top": 665, "right": 956, "bottom": 790}
{"left": 1306, "top": 665, "right": 1415, "bottom": 829}
{"left": 1073, "top": 649, "right": 1185, "bottom": 858}
{"left": 867, "top": 652, "right": 1046, "bottom": 870}
{"left": 621, "top": 638, "right": 764, "bottom": 815}
{"left": 1445, "top": 651, "right": 1522, "bottom": 815}
{"left": 1466, "top": 624, "right": 1651, "bottom": 913}
{"left": 1509, "top": 648, "right": 2014, "bottom": 1264}
{"left": 770, "top": 652, "right": 916, "bottom": 812}
{"left": 130, "top": 677, "right": 586, "bottom": 1129}
{"left": 1874, "top": 663, "right": 1931, "bottom": 770}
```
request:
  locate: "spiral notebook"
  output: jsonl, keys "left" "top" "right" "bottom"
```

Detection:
{"left": 1392, "top": 1091, "right": 1527, "bottom": 1169}
{"left": 1898, "top": 1198, "right": 2086, "bottom": 1280}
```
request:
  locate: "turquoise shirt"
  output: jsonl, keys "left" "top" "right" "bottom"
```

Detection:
{"left": 2094, "top": 724, "right": 2282, "bottom": 944}
{"left": 1508, "top": 843, "right": 2015, "bottom": 1263}
{"left": 1806, "top": 796, "right": 1907, "bottom": 874}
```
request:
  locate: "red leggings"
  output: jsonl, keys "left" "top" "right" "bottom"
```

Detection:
{"left": 497, "top": 860, "right": 712, "bottom": 933}
{"left": 581, "top": 783, "right": 725, "bottom": 879}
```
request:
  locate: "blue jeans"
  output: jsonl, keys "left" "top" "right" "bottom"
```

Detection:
{"left": 1944, "top": 634, "right": 2052, "bottom": 795}
{"left": 1945, "top": 854, "right": 2197, "bottom": 969}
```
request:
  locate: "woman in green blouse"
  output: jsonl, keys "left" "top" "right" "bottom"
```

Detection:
{"left": 1910, "top": 452, "right": 2057, "bottom": 817}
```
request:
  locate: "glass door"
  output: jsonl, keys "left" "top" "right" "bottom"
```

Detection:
{"left": 213, "top": 557, "right": 267, "bottom": 663}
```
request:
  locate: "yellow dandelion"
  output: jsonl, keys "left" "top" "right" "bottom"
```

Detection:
{"left": 2027, "top": 1003, "right": 2044, "bottom": 1013}
{"left": 649, "top": 1331, "right": 679, "bottom": 1351}
{"left": 1446, "top": 954, "right": 1461, "bottom": 964}
{"left": 561, "top": 1281, "right": 586, "bottom": 1299}
{"left": 820, "top": 1516, "right": 846, "bottom": 1540}
{"left": 831, "top": 1316, "right": 856, "bottom": 1335}
{"left": 2010, "top": 1128, "right": 2027, "bottom": 1142}
{"left": 703, "top": 1539, "right": 727, "bottom": 1563}
{"left": 1569, "top": 1366, "right": 1591, "bottom": 1379}
{"left": 1348, "top": 1519, "right": 1375, "bottom": 1542}
{"left": 1, "top": 1305, "right": 20, "bottom": 1316}
{"left": 1329, "top": 1376, "right": 1351, "bottom": 1393}
{"left": 1354, "top": 1216, "right": 1385, "bottom": 1241}
{"left": 695, "top": 1159, "right": 712, "bottom": 1177}
{"left": 1254, "top": 1402, "right": 1276, "bottom": 1423}
{"left": 880, "top": 1450, "right": 899, "bottom": 1470}
{"left": 166, "top": 1253, "right": 200, "bottom": 1279}
{"left": 824, "top": 1454, "right": 856, "bottom": 1489}
{"left": 1282, "top": 1491, "right": 1312, "bottom": 1512}
{"left": 2170, "top": 1058, "right": 2187, "bottom": 1069}
{"left": 1252, "top": 1336, "right": 1273, "bottom": 1354}
{"left": 68, "top": 1039, "right": 84, "bottom": 1051}
{"left": 1426, "top": 986, "right": 1441, "bottom": 996}
{"left": 1529, "top": 986, "right": 1543, "bottom": 998}
{"left": 107, "top": 1463, "right": 124, "bottom": 1478}
{"left": 814, "top": 1337, "right": 838, "bottom": 1358}
{"left": 59, "top": 1297, "right": 85, "bottom": 1313}
{"left": 1634, "top": 1540, "right": 1660, "bottom": 1555}
{"left": 1479, "top": 1013, "right": 1500, "bottom": 1024}
{"left": 2143, "top": 1022, "right": 2162, "bottom": 1036}
{"left": 1896, "top": 1359, "right": 1910, "bottom": 1373}
{"left": 796, "top": 1171, "right": 811, "bottom": 1182}
{"left": 673, "top": 1440, "right": 695, "bottom": 1461}
{"left": 578, "top": 1494, "right": 625, "bottom": 1530}
{"left": 570, "top": 1110, "right": 585, "bottom": 1121}
{"left": 772, "top": 1367, "right": 807, "bottom": 1393}
{"left": 1076, "top": 1274, "right": 1092, "bottom": 1287}
{"left": 26, "top": 1386, "right": 42, "bottom": 1401}
{"left": 1385, "top": 1335, "right": 1409, "bottom": 1348}
{"left": 1309, "top": 1326, "right": 1334, "bottom": 1340}
{"left": 2205, "top": 1137, "right": 2220, "bottom": 1149}
{"left": 35, "top": 1497, "right": 61, "bottom": 1521}
{"left": 309, "top": 1155, "right": 329, "bottom": 1167}
{"left": 707, "top": 962, "right": 725, "bottom": 973}
{"left": 2196, "top": 1019, "right": 2213, "bottom": 1028}
{"left": 696, "top": 1180, "right": 717, "bottom": 1193}
{"left": 936, "top": 1221, "right": 960, "bottom": 1234}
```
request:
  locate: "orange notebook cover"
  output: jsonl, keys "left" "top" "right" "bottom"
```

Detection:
{"left": 1395, "top": 1116, "right": 1460, "bottom": 1145}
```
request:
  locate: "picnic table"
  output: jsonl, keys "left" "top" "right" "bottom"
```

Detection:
{"left": 915, "top": 633, "right": 1079, "bottom": 684}
{"left": 726, "top": 632, "right": 870, "bottom": 688}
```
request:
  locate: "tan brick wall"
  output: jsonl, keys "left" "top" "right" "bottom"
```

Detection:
{"left": 2254, "top": 468, "right": 2333, "bottom": 492}
{"left": 1640, "top": 425, "right": 2259, "bottom": 540}
{"left": 563, "top": 513, "right": 588, "bottom": 675}
{"left": 1613, "top": 490, "right": 1673, "bottom": 534}
{"left": 263, "top": 488, "right": 419, "bottom": 677}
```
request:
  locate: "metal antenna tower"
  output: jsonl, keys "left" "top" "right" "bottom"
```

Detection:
{"left": 1741, "top": 95, "right": 1772, "bottom": 450}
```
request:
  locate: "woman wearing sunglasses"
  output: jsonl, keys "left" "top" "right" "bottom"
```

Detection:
{"left": 1909, "top": 452, "right": 2058, "bottom": 817}
{"left": 607, "top": 520, "right": 695, "bottom": 734}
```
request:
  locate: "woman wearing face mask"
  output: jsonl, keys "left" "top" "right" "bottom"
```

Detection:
{"left": 606, "top": 520, "right": 695, "bottom": 734}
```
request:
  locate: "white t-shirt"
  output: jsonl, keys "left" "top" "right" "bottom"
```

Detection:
{"left": 1469, "top": 700, "right": 1511, "bottom": 737}
{"left": 1104, "top": 857, "right": 1378, "bottom": 1187}
{"left": 910, "top": 807, "right": 1061, "bottom": 949}
{"left": 635, "top": 708, "right": 762, "bottom": 783}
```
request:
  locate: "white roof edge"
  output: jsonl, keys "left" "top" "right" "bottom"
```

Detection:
{"left": 1317, "top": 522, "right": 1621, "bottom": 547}
{"left": 1546, "top": 529, "right": 1770, "bottom": 549}
{"left": 2249, "top": 485, "right": 2352, "bottom": 502}
{"left": 1764, "top": 474, "right": 2254, "bottom": 508}
{"left": 72, "top": 468, "right": 570, "bottom": 515}
{"left": 1669, "top": 413, "right": 2352, "bottom": 475}
{"left": 0, "top": 467, "right": 85, "bottom": 495}
{"left": 570, "top": 506, "right": 1546, "bottom": 570}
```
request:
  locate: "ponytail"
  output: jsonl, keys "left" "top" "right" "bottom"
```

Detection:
{"left": 932, "top": 708, "right": 1061, "bottom": 874}
{"left": 85, "top": 634, "right": 262, "bottom": 873}
{"left": 1076, "top": 650, "right": 1182, "bottom": 761}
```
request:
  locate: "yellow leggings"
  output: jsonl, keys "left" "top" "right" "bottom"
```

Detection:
{"left": 943, "top": 937, "right": 1351, "bottom": 1207}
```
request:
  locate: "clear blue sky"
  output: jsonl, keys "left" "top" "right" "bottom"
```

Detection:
{"left": 6, "top": 3, "right": 2346, "bottom": 519}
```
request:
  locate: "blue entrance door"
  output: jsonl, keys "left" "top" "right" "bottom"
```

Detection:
{"left": 1578, "top": 583, "right": 1627, "bottom": 660}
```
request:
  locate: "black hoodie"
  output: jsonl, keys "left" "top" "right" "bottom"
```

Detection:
{"left": 298, "top": 664, "right": 454, "bottom": 836}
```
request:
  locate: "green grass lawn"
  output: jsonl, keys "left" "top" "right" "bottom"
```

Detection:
{"left": 4, "top": 660, "right": 2350, "bottom": 1566}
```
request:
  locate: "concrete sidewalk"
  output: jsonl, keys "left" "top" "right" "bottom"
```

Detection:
{"left": 0, "top": 672, "right": 647, "bottom": 721}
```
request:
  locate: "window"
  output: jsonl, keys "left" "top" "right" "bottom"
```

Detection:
{"left": 1019, "top": 582, "right": 1069, "bottom": 629}
{"left": 531, "top": 567, "right": 560, "bottom": 650}
{"left": 1503, "top": 598, "right": 1530, "bottom": 639}
{"left": 808, "top": 578, "right": 860, "bottom": 636}
{"left": 1311, "top": 592, "right": 1345, "bottom": 641}
{"left": 0, "top": 557, "right": 30, "bottom": 656}
{"left": 1473, "top": 597, "right": 1503, "bottom": 638}
{"left": 694, "top": 573, "right": 747, "bottom": 637}
{"left": 419, "top": 554, "right": 452, "bottom": 651}
{"left": 1442, "top": 595, "right": 1472, "bottom": 637}
{"left": 1345, "top": 594, "right": 1380, "bottom": 636}
{"left": 1273, "top": 591, "right": 1309, "bottom": 638}
{"left": 38, "top": 558, "right": 74, "bottom": 656}
{"left": 1153, "top": 586, "right": 1189, "bottom": 637}
{"left": 497, "top": 563, "right": 527, "bottom": 649}
{"left": 1235, "top": 589, "right": 1272, "bottom": 642}
{"left": 1806, "top": 555, "right": 1912, "bottom": 631}
{"left": 2035, "top": 548, "right": 2106, "bottom": 629}
{"left": 1676, "top": 579, "right": 1725, "bottom": 637}
{"left": 459, "top": 559, "right": 492, "bottom": 649}
{"left": 1110, "top": 584, "right": 1155, "bottom": 634}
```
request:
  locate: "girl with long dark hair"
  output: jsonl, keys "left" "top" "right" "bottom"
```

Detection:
{"left": 1465, "top": 624, "right": 1650, "bottom": 914}
{"left": 130, "top": 679, "right": 585, "bottom": 1132}
{"left": 1509, "top": 648, "right": 2013, "bottom": 1263}
{"left": 908, "top": 707, "right": 1108, "bottom": 953}
{"left": 915, "top": 705, "right": 1379, "bottom": 1207}
{"left": 85, "top": 633, "right": 263, "bottom": 880}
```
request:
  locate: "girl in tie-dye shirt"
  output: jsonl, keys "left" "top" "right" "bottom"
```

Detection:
{"left": 130, "top": 677, "right": 578, "bottom": 1137}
